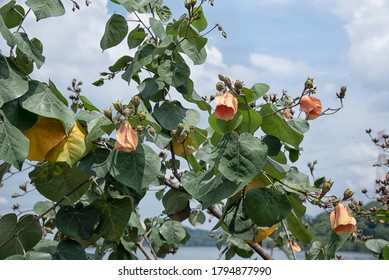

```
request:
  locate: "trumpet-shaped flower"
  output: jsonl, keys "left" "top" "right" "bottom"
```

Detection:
{"left": 214, "top": 91, "right": 238, "bottom": 121}
{"left": 115, "top": 123, "right": 138, "bottom": 152}
{"left": 330, "top": 203, "right": 357, "bottom": 235}
{"left": 299, "top": 95, "right": 322, "bottom": 120}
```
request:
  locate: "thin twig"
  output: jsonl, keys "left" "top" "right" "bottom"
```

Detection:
{"left": 282, "top": 220, "right": 297, "bottom": 260}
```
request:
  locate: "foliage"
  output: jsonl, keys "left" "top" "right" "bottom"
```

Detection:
{"left": 0, "top": 0, "right": 366, "bottom": 261}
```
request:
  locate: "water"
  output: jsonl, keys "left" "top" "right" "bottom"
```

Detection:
{"left": 162, "top": 246, "right": 376, "bottom": 260}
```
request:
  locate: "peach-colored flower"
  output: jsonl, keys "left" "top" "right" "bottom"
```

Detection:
{"left": 330, "top": 203, "right": 357, "bottom": 235}
{"left": 286, "top": 240, "right": 301, "bottom": 252}
{"left": 214, "top": 91, "right": 238, "bottom": 121}
{"left": 299, "top": 96, "right": 322, "bottom": 120}
{"left": 115, "top": 123, "right": 138, "bottom": 152}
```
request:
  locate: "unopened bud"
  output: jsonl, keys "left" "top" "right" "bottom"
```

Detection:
{"left": 218, "top": 74, "right": 225, "bottom": 81}
{"left": 184, "top": 0, "right": 191, "bottom": 9}
{"left": 137, "top": 125, "right": 143, "bottom": 131}
{"left": 103, "top": 109, "right": 112, "bottom": 120}
{"left": 224, "top": 77, "right": 232, "bottom": 89}
{"left": 132, "top": 95, "right": 140, "bottom": 110}
{"left": 304, "top": 77, "right": 314, "bottom": 90}
{"left": 342, "top": 188, "right": 354, "bottom": 201}
{"left": 177, "top": 123, "right": 185, "bottom": 132}
{"left": 191, "top": 0, "right": 197, "bottom": 7}
{"left": 19, "top": 183, "right": 27, "bottom": 192}
{"left": 217, "top": 24, "right": 223, "bottom": 31}
{"left": 148, "top": 126, "right": 155, "bottom": 136}
{"left": 222, "top": 31, "right": 227, "bottom": 38}
{"left": 113, "top": 101, "right": 123, "bottom": 113}
{"left": 216, "top": 82, "right": 225, "bottom": 91}
{"left": 234, "top": 80, "right": 243, "bottom": 90}
{"left": 139, "top": 111, "right": 147, "bottom": 120}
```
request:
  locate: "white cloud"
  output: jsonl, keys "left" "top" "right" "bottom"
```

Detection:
{"left": 250, "top": 53, "right": 311, "bottom": 77}
{"left": 0, "top": 196, "right": 7, "bottom": 205}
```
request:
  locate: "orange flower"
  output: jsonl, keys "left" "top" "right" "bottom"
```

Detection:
{"left": 330, "top": 203, "right": 357, "bottom": 235}
{"left": 214, "top": 91, "right": 238, "bottom": 121}
{"left": 299, "top": 96, "right": 322, "bottom": 120}
{"left": 286, "top": 240, "right": 301, "bottom": 252}
{"left": 115, "top": 123, "right": 138, "bottom": 152}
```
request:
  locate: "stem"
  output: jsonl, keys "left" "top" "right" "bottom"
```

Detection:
{"left": 136, "top": 241, "right": 155, "bottom": 260}
{"left": 169, "top": 141, "right": 181, "bottom": 181}
{"left": 282, "top": 220, "right": 297, "bottom": 260}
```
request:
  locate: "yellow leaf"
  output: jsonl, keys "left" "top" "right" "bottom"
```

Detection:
{"left": 45, "top": 121, "right": 91, "bottom": 166}
{"left": 255, "top": 224, "right": 277, "bottom": 243}
{"left": 168, "top": 135, "right": 199, "bottom": 158}
{"left": 23, "top": 116, "right": 66, "bottom": 162}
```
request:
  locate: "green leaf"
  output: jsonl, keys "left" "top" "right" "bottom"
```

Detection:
{"left": 100, "top": 14, "right": 128, "bottom": 51}
{"left": 77, "top": 148, "right": 110, "bottom": 178}
{"left": 208, "top": 111, "right": 242, "bottom": 135}
{"left": 79, "top": 95, "right": 100, "bottom": 112}
{"left": 0, "top": 161, "right": 11, "bottom": 182}
{"left": 93, "top": 197, "right": 133, "bottom": 241}
{"left": 162, "top": 188, "right": 190, "bottom": 215}
{"left": 49, "top": 79, "right": 68, "bottom": 106}
{"left": 307, "top": 241, "right": 326, "bottom": 260}
{"left": 383, "top": 245, "right": 389, "bottom": 260}
{"left": 211, "top": 132, "right": 268, "bottom": 184}
{"left": 52, "top": 240, "right": 87, "bottom": 260}
{"left": 138, "top": 77, "right": 165, "bottom": 100}
{"left": 114, "top": 0, "right": 154, "bottom": 13}
{"left": 0, "top": 1, "right": 24, "bottom": 29}
{"left": 33, "top": 201, "right": 55, "bottom": 219}
{"left": 107, "top": 144, "right": 161, "bottom": 193}
{"left": 109, "top": 55, "right": 133, "bottom": 72}
{"left": 178, "top": 79, "right": 212, "bottom": 113}
{"left": 149, "top": 17, "right": 166, "bottom": 40}
{"left": 365, "top": 239, "right": 389, "bottom": 254}
{"left": 127, "top": 25, "right": 146, "bottom": 50}
{"left": 259, "top": 103, "right": 303, "bottom": 149}
{"left": 29, "top": 162, "right": 92, "bottom": 205}
{"left": 224, "top": 198, "right": 257, "bottom": 241}
{"left": 56, "top": 203, "right": 100, "bottom": 240}
{"left": 282, "top": 167, "right": 318, "bottom": 193}
{"left": 0, "top": 110, "right": 29, "bottom": 170}
{"left": 251, "top": 83, "right": 270, "bottom": 100}
{"left": 244, "top": 188, "right": 292, "bottom": 227}
{"left": 325, "top": 231, "right": 351, "bottom": 259}
{"left": 25, "top": 251, "right": 52, "bottom": 260}
{"left": 189, "top": 210, "right": 206, "bottom": 227}
{"left": 26, "top": 0, "right": 65, "bottom": 21}
{"left": 181, "top": 168, "right": 241, "bottom": 209}
{"left": 191, "top": 7, "right": 207, "bottom": 32}
{"left": 20, "top": 80, "right": 75, "bottom": 133}
{"left": 156, "top": 5, "right": 172, "bottom": 22}
{"left": 1, "top": 97, "right": 37, "bottom": 132}
{"left": 0, "top": 13, "right": 15, "bottom": 47}
{"left": 0, "top": 214, "right": 42, "bottom": 260}
{"left": 0, "top": 54, "right": 29, "bottom": 107}
{"left": 285, "top": 212, "right": 312, "bottom": 244}
{"left": 153, "top": 100, "right": 200, "bottom": 130}
{"left": 159, "top": 220, "right": 186, "bottom": 244}
{"left": 13, "top": 32, "right": 45, "bottom": 68}
{"left": 179, "top": 26, "right": 207, "bottom": 65}
{"left": 288, "top": 118, "right": 309, "bottom": 134}
{"left": 122, "top": 44, "right": 155, "bottom": 83}
{"left": 157, "top": 60, "right": 191, "bottom": 88}
{"left": 288, "top": 193, "right": 306, "bottom": 218}
{"left": 262, "top": 135, "right": 282, "bottom": 156}
{"left": 77, "top": 110, "right": 113, "bottom": 142}
{"left": 237, "top": 107, "right": 262, "bottom": 134}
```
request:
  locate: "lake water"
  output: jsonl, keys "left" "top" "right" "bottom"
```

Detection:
{"left": 161, "top": 246, "right": 376, "bottom": 260}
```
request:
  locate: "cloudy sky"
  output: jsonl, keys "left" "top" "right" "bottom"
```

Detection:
{"left": 1, "top": 0, "right": 388, "bottom": 226}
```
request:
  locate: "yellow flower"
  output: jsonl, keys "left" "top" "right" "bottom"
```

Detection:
{"left": 214, "top": 91, "right": 238, "bottom": 121}
{"left": 330, "top": 203, "right": 357, "bottom": 235}
{"left": 299, "top": 96, "right": 322, "bottom": 120}
{"left": 115, "top": 123, "right": 138, "bottom": 152}
{"left": 286, "top": 240, "right": 301, "bottom": 252}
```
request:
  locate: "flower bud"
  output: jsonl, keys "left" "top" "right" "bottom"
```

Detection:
{"left": 177, "top": 123, "right": 185, "bottom": 132}
{"left": 304, "top": 77, "right": 314, "bottom": 90}
{"left": 218, "top": 74, "right": 225, "bottom": 81}
{"left": 103, "top": 109, "right": 112, "bottom": 120}
{"left": 139, "top": 111, "right": 147, "bottom": 120}
{"left": 342, "top": 188, "right": 355, "bottom": 201}
{"left": 132, "top": 95, "right": 140, "bottom": 110}
{"left": 234, "top": 80, "right": 243, "bottom": 90}
{"left": 148, "top": 126, "right": 155, "bottom": 136}
{"left": 184, "top": 0, "right": 191, "bottom": 9}
{"left": 216, "top": 81, "right": 225, "bottom": 91}
{"left": 191, "top": 0, "right": 197, "bottom": 7}
{"left": 113, "top": 101, "right": 123, "bottom": 113}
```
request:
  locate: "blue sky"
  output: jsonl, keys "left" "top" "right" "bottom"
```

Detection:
{"left": 1, "top": 0, "right": 388, "bottom": 228}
